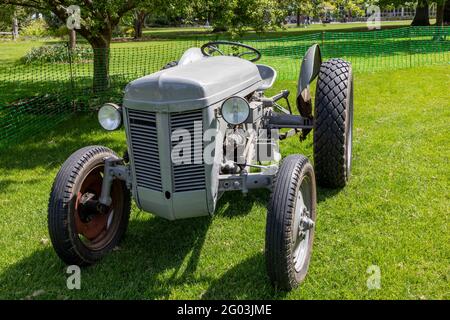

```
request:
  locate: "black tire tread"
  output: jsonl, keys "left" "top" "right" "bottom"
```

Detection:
{"left": 266, "top": 154, "right": 315, "bottom": 290}
{"left": 314, "top": 58, "right": 352, "bottom": 188}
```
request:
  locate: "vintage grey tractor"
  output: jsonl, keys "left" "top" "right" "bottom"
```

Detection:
{"left": 48, "top": 41, "right": 353, "bottom": 290}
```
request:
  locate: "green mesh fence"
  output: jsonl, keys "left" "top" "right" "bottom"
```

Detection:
{"left": 0, "top": 26, "right": 449, "bottom": 147}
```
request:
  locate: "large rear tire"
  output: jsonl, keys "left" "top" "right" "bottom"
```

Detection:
{"left": 313, "top": 58, "right": 353, "bottom": 188}
{"left": 48, "top": 146, "right": 131, "bottom": 266}
{"left": 266, "top": 155, "right": 317, "bottom": 290}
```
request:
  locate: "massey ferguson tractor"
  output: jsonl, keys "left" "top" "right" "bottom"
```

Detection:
{"left": 48, "top": 41, "right": 353, "bottom": 290}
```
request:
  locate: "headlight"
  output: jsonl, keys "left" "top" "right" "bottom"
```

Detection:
{"left": 221, "top": 96, "right": 250, "bottom": 125}
{"left": 98, "top": 103, "right": 122, "bottom": 131}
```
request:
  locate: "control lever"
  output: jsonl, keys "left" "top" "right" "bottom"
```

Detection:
{"left": 261, "top": 90, "right": 292, "bottom": 114}
{"left": 270, "top": 90, "right": 290, "bottom": 103}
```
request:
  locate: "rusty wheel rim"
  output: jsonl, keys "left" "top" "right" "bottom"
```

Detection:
{"left": 74, "top": 164, "right": 123, "bottom": 251}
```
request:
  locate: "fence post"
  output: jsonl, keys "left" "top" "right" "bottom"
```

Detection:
{"left": 67, "top": 42, "right": 76, "bottom": 113}
{"left": 321, "top": 31, "right": 325, "bottom": 48}
{"left": 408, "top": 26, "right": 412, "bottom": 68}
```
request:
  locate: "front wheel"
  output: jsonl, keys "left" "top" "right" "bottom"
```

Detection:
{"left": 265, "top": 155, "right": 317, "bottom": 290}
{"left": 48, "top": 146, "right": 131, "bottom": 266}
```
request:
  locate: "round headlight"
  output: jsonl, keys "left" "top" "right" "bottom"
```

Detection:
{"left": 221, "top": 96, "right": 250, "bottom": 125}
{"left": 98, "top": 103, "right": 122, "bottom": 131}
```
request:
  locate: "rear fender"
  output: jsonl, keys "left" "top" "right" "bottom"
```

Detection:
{"left": 296, "top": 44, "right": 322, "bottom": 118}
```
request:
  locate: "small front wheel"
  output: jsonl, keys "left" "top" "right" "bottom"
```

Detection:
{"left": 48, "top": 146, "right": 131, "bottom": 266}
{"left": 265, "top": 155, "right": 317, "bottom": 290}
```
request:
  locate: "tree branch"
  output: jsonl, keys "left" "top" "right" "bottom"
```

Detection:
{"left": 112, "top": 0, "right": 136, "bottom": 25}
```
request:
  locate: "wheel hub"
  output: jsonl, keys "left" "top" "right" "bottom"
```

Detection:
{"left": 74, "top": 167, "right": 112, "bottom": 241}
{"left": 78, "top": 192, "right": 99, "bottom": 222}
{"left": 298, "top": 209, "right": 314, "bottom": 238}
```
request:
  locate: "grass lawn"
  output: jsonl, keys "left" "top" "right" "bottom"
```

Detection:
{"left": 0, "top": 65, "right": 448, "bottom": 299}
{"left": 0, "top": 39, "right": 60, "bottom": 67}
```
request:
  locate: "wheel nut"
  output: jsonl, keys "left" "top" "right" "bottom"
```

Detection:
{"left": 300, "top": 216, "right": 315, "bottom": 231}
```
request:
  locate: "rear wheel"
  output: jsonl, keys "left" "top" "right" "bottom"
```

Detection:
{"left": 266, "top": 155, "right": 317, "bottom": 290}
{"left": 313, "top": 58, "right": 353, "bottom": 188}
{"left": 48, "top": 146, "right": 131, "bottom": 266}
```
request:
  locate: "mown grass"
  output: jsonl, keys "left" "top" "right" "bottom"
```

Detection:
{"left": 0, "top": 65, "right": 448, "bottom": 299}
{"left": 0, "top": 40, "right": 60, "bottom": 67}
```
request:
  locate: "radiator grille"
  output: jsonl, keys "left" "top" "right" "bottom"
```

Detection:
{"left": 128, "top": 109, "right": 162, "bottom": 192}
{"left": 170, "top": 110, "right": 205, "bottom": 192}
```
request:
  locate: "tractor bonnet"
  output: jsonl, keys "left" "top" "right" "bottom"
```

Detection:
{"left": 123, "top": 56, "right": 262, "bottom": 112}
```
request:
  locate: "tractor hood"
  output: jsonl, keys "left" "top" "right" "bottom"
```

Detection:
{"left": 123, "top": 56, "right": 262, "bottom": 112}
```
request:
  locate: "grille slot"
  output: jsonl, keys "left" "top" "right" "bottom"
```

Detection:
{"left": 128, "top": 109, "right": 162, "bottom": 192}
{"left": 170, "top": 110, "right": 205, "bottom": 192}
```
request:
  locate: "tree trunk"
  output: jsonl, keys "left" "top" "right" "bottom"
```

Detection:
{"left": 90, "top": 37, "right": 111, "bottom": 93}
{"left": 436, "top": 1, "right": 446, "bottom": 25}
{"left": 207, "top": 10, "right": 211, "bottom": 27}
{"left": 12, "top": 17, "right": 18, "bottom": 40}
{"left": 212, "top": 26, "right": 228, "bottom": 32}
{"left": 411, "top": 0, "right": 430, "bottom": 26}
{"left": 445, "top": 1, "right": 450, "bottom": 24}
{"left": 296, "top": 9, "right": 300, "bottom": 27}
{"left": 69, "top": 29, "right": 76, "bottom": 50}
{"left": 134, "top": 10, "right": 146, "bottom": 39}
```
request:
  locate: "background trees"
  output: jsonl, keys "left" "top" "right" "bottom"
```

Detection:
{"left": 378, "top": 0, "right": 447, "bottom": 26}
{"left": 0, "top": 5, "right": 33, "bottom": 40}
{"left": 185, "top": 0, "right": 284, "bottom": 35}
{"left": 2, "top": 0, "right": 447, "bottom": 91}
{"left": 3, "top": 0, "right": 137, "bottom": 91}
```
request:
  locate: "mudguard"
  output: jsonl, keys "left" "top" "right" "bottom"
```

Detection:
{"left": 296, "top": 44, "right": 322, "bottom": 119}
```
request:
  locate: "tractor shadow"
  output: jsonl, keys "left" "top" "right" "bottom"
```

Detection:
{"left": 214, "top": 184, "right": 341, "bottom": 219}
{"left": 0, "top": 114, "right": 123, "bottom": 171}
{"left": 317, "top": 187, "right": 342, "bottom": 203}
{"left": 214, "top": 189, "right": 270, "bottom": 218}
{"left": 0, "top": 214, "right": 213, "bottom": 299}
{"left": 201, "top": 252, "right": 287, "bottom": 300}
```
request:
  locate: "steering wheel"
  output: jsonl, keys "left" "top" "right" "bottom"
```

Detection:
{"left": 200, "top": 41, "right": 261, "bottom": 62}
